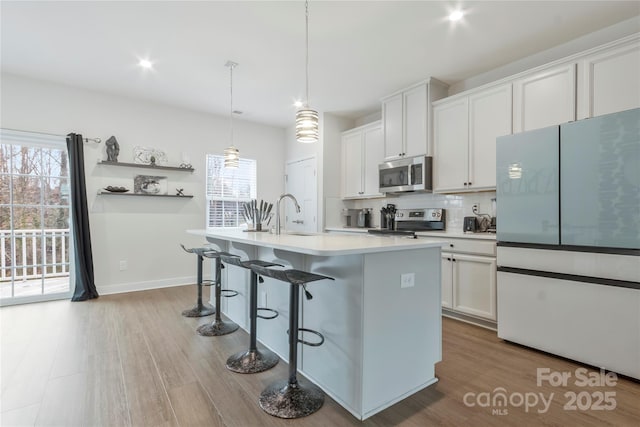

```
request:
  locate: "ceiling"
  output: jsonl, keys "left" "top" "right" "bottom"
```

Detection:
{"left": 2, "top": 1, "right": 639, "bottom": 128}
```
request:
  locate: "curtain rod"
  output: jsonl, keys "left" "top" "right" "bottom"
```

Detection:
{"left": 1, "top": 127, "right": 101, "bottom": 143}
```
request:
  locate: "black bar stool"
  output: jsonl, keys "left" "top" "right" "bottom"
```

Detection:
{"left": 249, "top": 264, "right": 334, "bottom": 419}
{"left": 196, "top": 251, "right": 240, "bottom": 337}
{"left": 219, "top": 255, "right": 283, "bottom": 374}
{"left": 179, "top": 244, "right": 216, "bottom": 317}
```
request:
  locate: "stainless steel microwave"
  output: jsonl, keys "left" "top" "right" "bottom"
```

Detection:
{"left": 379, "top": 155, "right": 433, "bottom": 193}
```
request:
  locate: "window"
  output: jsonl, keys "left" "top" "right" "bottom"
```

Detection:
{"left": 206, "top": 154, "right": 256, "bottom": 228}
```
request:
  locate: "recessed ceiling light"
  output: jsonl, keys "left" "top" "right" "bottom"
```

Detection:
{"left": 448, "top": 10, "right": 464, "bottom": 22}
{"left": 138, "top": 58, "right": 154, "bottom": 70}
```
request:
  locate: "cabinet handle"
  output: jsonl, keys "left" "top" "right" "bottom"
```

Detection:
{"left": 468, "top": 182, "right": 472, "bottom": 186}
{"left": 463, "top": 182, "right": 468, "bottom": 186}
{"left": 452, "top": 258, "right": 457, "bottom": 262}
{"left": 449, "top": 244, "right": 454, "bottom": 248}
{"left": 447, "top": 257, "right": 451, "bottom": 261}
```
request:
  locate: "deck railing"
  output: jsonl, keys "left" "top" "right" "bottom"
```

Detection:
{"left": 0, "top": 229, "right": 70, "bottom": 282}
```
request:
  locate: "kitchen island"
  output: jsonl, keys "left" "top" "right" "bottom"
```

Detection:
{"left": 187, "top": 229, "right": 444, "bottom": 420}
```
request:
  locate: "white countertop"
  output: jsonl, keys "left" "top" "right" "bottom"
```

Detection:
{"left": 187, "top": 229, "right": 446, "bottom": 256}
{"left": 324, "top": 227, "right": 497, "bottom": 240}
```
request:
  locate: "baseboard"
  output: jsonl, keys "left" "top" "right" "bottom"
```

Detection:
{"left": 97, "top": 276, "right": 195, "bottom": 295}
{"left": 442, "top": 309, "right": 497, "bottom": 331}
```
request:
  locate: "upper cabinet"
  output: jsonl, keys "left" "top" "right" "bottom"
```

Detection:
{"left": 433, "top": 83, "right": 512, "bottom": 192}
{"left": 513, "top": 63, "right": 576, "bottom": 133}
{"left": 341, "top": 121, "right": 384, "bottom": 199}
{"left": 578, "top": 40, "right": 640, "bottom": 119}
{"left": 382, "top": 79, "right": 448, "bottom": 160}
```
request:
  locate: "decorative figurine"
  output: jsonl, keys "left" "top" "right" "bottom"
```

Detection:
{"left": 105, "top": 136, "right": 120, "bottom": 162}
{"left": 150, "top": 155, "right": 156, "bottom": 166}
{"left": 176, "top": 188, "right": 185, "bottom": 196}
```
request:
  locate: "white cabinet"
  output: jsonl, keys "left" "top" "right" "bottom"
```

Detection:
{"left": 441, "top": 253, "right": 453, "bottom": 309}
{"left": 341, "top": 121, "right": 383, "bottom": 199}
{"left": 342, "top": 131, "right": 364, "bottom": 198}
{"left": 433, "top": 84, "right": 512, "bottom": 192}
{"left": 433, "top": 98, "right": 468, "bottom": 192}
{"left": 578, "top": 40, "right": 640, "bottom": 119}
{"left": 382, "top": 94, "right": 404, "bottom": 159}
{"left": 440, "top": 238, "right": 497, "bottom": 322}
{"left": 382, "top": 79, "right": 448, "bottom": 160}
{"left": 513, "top": 63, "right": 576, "bottom": 132}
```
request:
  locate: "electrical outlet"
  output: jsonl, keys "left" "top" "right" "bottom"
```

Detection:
{"left": 401, "top": 273, "right": 415, "bottom": 288}
{"left": 472, "top": 203, "right": 480, "bottom": 215}
{"left": 119, "top": 260, "right": 128, "bottom": 271}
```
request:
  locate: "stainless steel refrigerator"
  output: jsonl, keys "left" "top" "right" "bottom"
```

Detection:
{"left": 496, "top": 108, "right": 640, "bottom": 379}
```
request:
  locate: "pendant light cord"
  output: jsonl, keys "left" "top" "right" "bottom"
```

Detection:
{"left": 229, "top": 62, "right": 235, "bottom": 146}
{"left": 305, "top": 0, "right": 310, "bottom": 108}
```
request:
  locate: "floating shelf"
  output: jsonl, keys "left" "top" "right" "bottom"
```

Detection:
{"left": 98, "top": 192, "right": 193, "bottom": 198}
{"left": 98, "top": 160, "right": 194, "bottom": 172}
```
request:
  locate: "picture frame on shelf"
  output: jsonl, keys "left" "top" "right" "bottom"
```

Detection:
{"left": 134, "top": 175, "right": 168, "bottom": 195}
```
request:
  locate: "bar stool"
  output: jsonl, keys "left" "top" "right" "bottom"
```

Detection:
{"left": 219, "top": 255, "right": 283, "bottom": 374}
{"left": 179, "top": 244, "right": 217, "bottom": 317}
{"left": 196, "top": 251, "right": 240, "bottom": 337}
{"left": 249, "top": 264, "right": 334, "bottom": 419}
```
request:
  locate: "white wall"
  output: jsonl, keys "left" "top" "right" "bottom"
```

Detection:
{"left": 0, "top": 72, "right": 285, "bottom": 295}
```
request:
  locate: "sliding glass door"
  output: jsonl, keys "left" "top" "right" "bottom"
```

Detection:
{"left": 0, "top": 129, "right": 72, "bottom": 305}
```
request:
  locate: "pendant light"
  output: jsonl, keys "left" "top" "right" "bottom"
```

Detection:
{"left": 224, "top": 60, "right": 240, "bottom": 168}
{"left": 295, "top": 0, "right": 319, "bottom": 143}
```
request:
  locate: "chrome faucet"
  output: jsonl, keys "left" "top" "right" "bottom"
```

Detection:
{"left": 275, "top": 193, "right": 301, "bottom": 235}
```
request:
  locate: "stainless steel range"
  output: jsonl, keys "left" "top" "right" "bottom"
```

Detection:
{"left": 394, "top": 208, "right": 445, "bottom": 232}
{"left": 368, "top": 208, "right": 446, "bottom": 237}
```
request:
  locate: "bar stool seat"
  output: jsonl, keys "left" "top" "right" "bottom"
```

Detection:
{"left": 195, "top": 251, "right": 240, "bottom": 337}
{"left": 249, "top": 264, "right": 334, "bottom": 419}
{"left": 180, "top": 244, "right": 218, "bottom": 317}
{"left": 220, "top": 255, "right": 283, "bottom": 374}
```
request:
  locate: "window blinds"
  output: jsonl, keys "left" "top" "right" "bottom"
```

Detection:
{"left": 206, "top": 154, "right": 257, "bottom": 228}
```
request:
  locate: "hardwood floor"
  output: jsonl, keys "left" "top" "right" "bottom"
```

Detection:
{"left": 1, "top": 285, "right": 638, "bottom": 426}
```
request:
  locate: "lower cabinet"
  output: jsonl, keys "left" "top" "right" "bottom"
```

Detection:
{"left": 441, "top": 239, "right": 497, "bottom": 322}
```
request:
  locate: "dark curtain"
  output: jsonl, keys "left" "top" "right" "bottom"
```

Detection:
{"left": 66, "top": 133, "right": 98, "bottom": 301}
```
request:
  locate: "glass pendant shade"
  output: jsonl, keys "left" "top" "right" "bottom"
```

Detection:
{"left": 296, "top": 0, "right": 318, "bottom": 144}
{"left": 224, "top": 145, "right": 239, "bottom": 168}
{"left": 295, "top": 108, "right": 319, "bottom": 143}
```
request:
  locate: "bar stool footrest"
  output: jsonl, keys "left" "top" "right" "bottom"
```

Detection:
{"left": 221, "top": 289, "right": 239, "bottom": 298}
{"left": 201, "top": 279, "right": 216, "bottom": 286}
{"left": 256, "top": 308, "right": 279, "bottom": 320}
{"left": 259, "top": 379, "right": 324, "bottom": 419}
{"left": 287, "top": 328, "right": 324, "bottom": 347}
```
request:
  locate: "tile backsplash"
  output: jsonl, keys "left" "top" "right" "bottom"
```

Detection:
{"left": 328, "top": 191, "right": 497, "bottom": 232}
